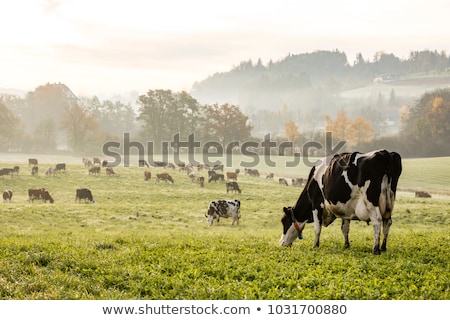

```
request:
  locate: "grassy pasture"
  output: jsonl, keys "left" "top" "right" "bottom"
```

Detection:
{"left": 0, "top": 154, "right": 449, "bottom": 299}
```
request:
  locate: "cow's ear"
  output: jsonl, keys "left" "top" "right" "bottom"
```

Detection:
{"left": 283, "top": 207, "right": 289, "bottom": 213}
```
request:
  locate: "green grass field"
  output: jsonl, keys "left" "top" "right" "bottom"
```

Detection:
{"left": 0, "top": 153, "right": 449, "bottom": 299}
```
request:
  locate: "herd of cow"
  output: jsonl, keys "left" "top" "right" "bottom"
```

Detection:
{"left": 2, "top": 149, "right": 405, "bottom": 254}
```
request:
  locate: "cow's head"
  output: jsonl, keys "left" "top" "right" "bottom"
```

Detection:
{"left": 280, "top": 206, "right": 306, "bottom": 247}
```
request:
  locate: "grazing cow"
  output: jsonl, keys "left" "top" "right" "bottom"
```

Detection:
{"left": 75, "top": 188, "right": 95, "bottom": 203}
{"left": 292, "top": 178, "right": 304, "bottom": 187}
{"left": 154, "top": 161, "right": 167, "bottom": 168}
{"left": 3, "top": 189, "right": 13, "bottom": 202}
{"left": 12, "top": 166, "right": 20, "bottom": 175}
{"left": 0, "top": 168, "right": 13, "bottom": 177}
{"left": 45, "top": 167, "right": 56, "bottom": 176}
{"left": 89, "top": 166, "right": 100, "bottom": 175}
{"left": 93, "top": 157, "right": 101, "bottom": 165}
{"left": 226, "top": 171, "right": 238, "bottom": 181}
{"left": 55, "top": 163, "right": 66, "bottom": 172}
{"left": 144, "top": 171, "right": 151, "bottom": 181}
{"left": 156, "top": 173, "right": 174, "bottom": 183}
{"left": 106, "top": 167, "right": 115, "bottom": 176}
{"left": 245, "top": 168, "right": 260, "bottom": 177}
{"left": 188, "top": 170, "right": 196, "bottom": 182}
{"left": 415, "top": 191, "right": 431, "bottom": 198}
{"left": 208, "top": 173, "right": 224, "bottom": 183}
{"left": 226, "top": 181, "right": 241, "bottom": 194}
{"left": 139, "top": 159, "right": 150, "bottom": 167}
{"left": 280, "top": 150, "right": 402, "bottom": 255}
{"left": 31, "top": 166, "right": 38, "bottom": 176}
{"left": 279, "top": 178, "right": 289, "bottom": 186}
{"left": 28, "top": 188, "right": 54, "bottom": 204}
{"left": 28, "top": 158, "right": 38, "bottom": 166}
{"left": 206, "top": 199, "right": 241, "bottom": 226}
{"left": 197, "top": 176, "right": 205, "bottom": 187}
{"left": 207, "top": 170, "right": 216, "bottom": 177}
{"left": 266, "top": 173, "right": 274, "bottom": 179}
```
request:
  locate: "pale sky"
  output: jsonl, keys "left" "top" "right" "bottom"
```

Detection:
{"left": 1, "top": 0, "right": 449, "bottom": 97}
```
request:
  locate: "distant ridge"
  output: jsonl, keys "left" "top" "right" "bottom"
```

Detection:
{"left": 0, "top": 87, "right": 28, "bottom": 97}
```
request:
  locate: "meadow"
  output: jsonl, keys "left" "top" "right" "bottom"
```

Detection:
{"left": 0, "top": 153, "right": 448, "bottom": 299}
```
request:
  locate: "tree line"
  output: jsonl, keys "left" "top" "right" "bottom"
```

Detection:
{"left": 1, "top": 82, "right": 449, "bottom": 157}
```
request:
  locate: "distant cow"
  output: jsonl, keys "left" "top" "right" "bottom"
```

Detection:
{"left": 292, "top": 178, "right": 304, "bottom": 187}
{"left": 28, "top": 188, "right": 54, "bottom": 204}
{"left": 45, "top": 167, "right": 56, "bottom": 176}
{"left": 226, "top": 181, "right": 241, "bottom": 194}
{"left": 245, "top": 168, "right": 260, "bottom": 177}
{"left": 3, "top": 189, "right": 13, "bottom": 202}
{"left": 144, "top": 171, "right": 151, "bottom": 181}
{"left": 154, "top": 161, "right": 167, "bottom": 168}
{"left": 106, "top": 167, "right": 115, "bottom": 176}
{"left": 55, "top": 163, "right": 66, "bottom": 172}
{"left": 209, "top": 173, "right": 224, "bottom": 183}
{"left": 226, "top": 171, "right": 238, "bottom": 181}
{"left": 415, "top": 191, "right": 431, "bottom": 198}
{"left": 93, "top": 157, "right": 101, "bottom": 165}
{"left": 206, "top": 199, "right": 241, "bottom": 226}
{"left": 31, "top": 166, "right": 39, "bottom": 176}
{"left": 156, "top": 173, "right": 174, "bottom": 183}
{"left": 89, "top": 166, "right": 100, "bottom": 175}
{"left": 0, "top": 168, "right": 13, "bottom": 177}
{"left": 76, "top": 188, "right": 95, "bottom": 203}
{"left": 279, "top": 178, "right": 289, "bottom": 186}
{"left": 139, "top": 159, "right": 150, "bottom": 167}
{"left": 188, "top": 170, "right": 196, "bottom": 182}
{"left": 266, "top": 173, "right": 274, "bottom": 179}
{"left": 197, "top": 176, "right": 205, "bottom": 187}
{"left": 12, "top": 166, "right": 19, "bottom": 175}
{"left": 213, "top": 164, "right": 224, "bottom": 171}
{"left": 28, "top": 158, "right": 38, "bottom": 166}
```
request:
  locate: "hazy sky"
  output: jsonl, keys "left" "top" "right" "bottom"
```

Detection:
{"left": 1, "top": 0, "right": 449, "bottom": 97}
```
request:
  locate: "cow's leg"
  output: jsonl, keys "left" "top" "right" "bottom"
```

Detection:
{"left": 381, "top": 218, "right": 392, "bottom": 251}
{"left": 371, "top": 207, "right": 382, "bottom": 255}
{"left": 312, "top": 209, "right": 322, "bottom": 247}
{"left": 341, "top": 219, "right": 351, "bottom": 248}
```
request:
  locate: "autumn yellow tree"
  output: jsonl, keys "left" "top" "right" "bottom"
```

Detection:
{"left": 324, "top": 110, "right": 351, "bottom": 141}
{"left": 284, "top": 120, "right": 300, "bottom": 155}
{"left": 325, "top": 110, "right": 375, "bottom": 147}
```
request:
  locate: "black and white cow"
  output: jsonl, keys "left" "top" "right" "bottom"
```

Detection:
{"left": 280, "top": 150, "right": 402, "bottom": 255}
{"left": 206, "top": 199, "right": 241, "bottom": 226}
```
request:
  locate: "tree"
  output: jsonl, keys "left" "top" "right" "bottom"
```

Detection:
{"left": 403, "top": 88, "right": 450, "bottom": 155}
{"left": 204, "top": 103, "right": 253, "bottom": 147}
{"left": 24, "top": 83, "right": 77, "bottom": 133}
{"left": 32, "top": 119, "right": 57, "bottom": 152}
{"left": 60, "top": 104, "right": 101, "bottom": 153}
{"left": 137, "top": 90, "right": 203, "bottom": 147}
{"left": 325, "top": 110, "right": 375, "bottom": 148}
{"left": 0, "top": 99, "right": 20, "bottom": 151}
{"left": 81, "top": 96, "right": 136, "bottom": 137}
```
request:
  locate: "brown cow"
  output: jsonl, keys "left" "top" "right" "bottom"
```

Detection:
{"left": 28, "top": 188, "right": 54, "bottom": 203}
{"left": 226, "top": 171, "right": 238, "bottom": 181}
{"left": 144, "top": 171, "right": 151, "bottom": 181}
{"left": 89, "top": 166, "right": 100, "bottom": 175}
{"left": 156, "top": 173, "right": 174, "bottom": 183}
{"left": 197, "top": 176, "right": 205, "bottom": 187}
{"left": 415, "top": 191, "right": 431, "bottom": 198}
{"left": 28, "top": 158, "right": 38, "bottom": 166}
{"left": 3, "top": 189, "right": 13, "bottom": 202}
{"left": 106, "top": 167, "right": 115, "bottom": 176}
